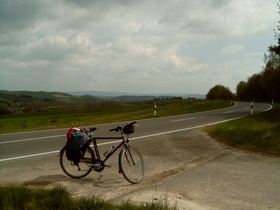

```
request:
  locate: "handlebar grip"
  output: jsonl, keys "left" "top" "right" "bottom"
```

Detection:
{"left": 84, "top": 127, "right": 97, "bottom": 132}
{"left": 109, "top": 126, "right": 121, "bottom": 132}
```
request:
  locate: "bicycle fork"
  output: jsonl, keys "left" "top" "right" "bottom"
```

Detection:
{"left": 118, "top": 145, "right": 135, "bottom": 173}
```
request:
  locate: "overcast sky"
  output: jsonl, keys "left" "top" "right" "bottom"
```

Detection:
{"left": 0, "top": 0, "right": 278, "bottom": 95}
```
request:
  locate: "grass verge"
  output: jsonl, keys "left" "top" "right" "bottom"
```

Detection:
{"left": 0, "top": 185, "right": 176, "bottom": 210}
{"left": 205, "top": 103, "right": 280, "bottom": 156}
{"left": 0, "top": 100, "right": 232, "bottom": 134}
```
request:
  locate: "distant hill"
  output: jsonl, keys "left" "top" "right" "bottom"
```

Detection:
{"left": 183, "top": 94, "right": 206, "bottom": 99}
{"left": 67, "top": 91, "right": 205, "bottom": 100}
{"left": 0, "top": 90, "right": 205, "bottom": 105}
{"left": 114, "top": 95, "right": 157, "bottom": 101}
{"left": 0, "top": 90, "right": 102, "bottom": 104}
{"left": 0, "top": 90, "right": 205, "bottom": 115}
{"left": 67, "top": 91, "right": 127, "bottom": 97}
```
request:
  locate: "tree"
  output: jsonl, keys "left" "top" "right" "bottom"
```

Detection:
{"left": 262, "top": 59, "right": 280, "bottom": 101}
{"left": 206, "top": 85, "right": 234, "bottom": 100}
{"left": 245, "top": 74, "right": 265, "bottom": 101}
{"left": 236, "top": 81, "right": 247, "bottom": 101}
{"left": 265, "top": 2, "right": 280, "bottom": 101}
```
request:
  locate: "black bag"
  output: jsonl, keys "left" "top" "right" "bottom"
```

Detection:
{"left": 66, "top": 148, "right": 82, "bottom": 165}
{"left": 123, "top": 124, "right": 134, "bottom": 134}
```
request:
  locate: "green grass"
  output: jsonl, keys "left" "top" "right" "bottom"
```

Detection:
{"left": 0, "top": 185, "right": 176, "bottom": 210}
{"left": 0, "top": 100, "right": 232, "bottom": 134}
{"left": 206, "top": 103, "right": 280, "bottom": 156}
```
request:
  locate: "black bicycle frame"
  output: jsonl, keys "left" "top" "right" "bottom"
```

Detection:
{"left": 89, "top": 136, "right": 127, "bottom": 162}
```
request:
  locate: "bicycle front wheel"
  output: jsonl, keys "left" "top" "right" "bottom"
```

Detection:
{"left": 119, "top": 145, "right": 144, "bottom": 184}
{"left": 60, "top": 146, "right": 94, "bottom": 179}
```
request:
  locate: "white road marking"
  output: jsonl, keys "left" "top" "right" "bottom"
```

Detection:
{"left": 0, "top": 151, "right": 59, "bottom": 162}
{"left": 170, "top": 117, "right": 196, "bottom": 122}
{"left": 0, "top": 140, "right": 122, "bottom": 162}
{"left": 0, "top": 135, "right": 64, "bottom": 144}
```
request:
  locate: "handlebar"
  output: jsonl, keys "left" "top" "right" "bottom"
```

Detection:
{"left": 109, "top": 126, "right": 122, "bottom": 132}
{"left": 83, "top": 122, "right": 137, "bottom": 133}
{"left": 109, "top": 121, "right": 137, "bottom": 132}
{"left": 82, "top": 127, "right": 97, "bottom": 138}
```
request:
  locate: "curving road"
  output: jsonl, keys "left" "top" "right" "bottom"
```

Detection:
{"left": 0, "top": 101, "right": 271, "bottom": 162}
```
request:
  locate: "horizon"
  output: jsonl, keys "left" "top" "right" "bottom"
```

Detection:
{"left": 0, "top": 89, "right": 206, "bottom": 97}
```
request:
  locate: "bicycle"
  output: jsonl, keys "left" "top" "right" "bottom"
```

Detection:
{"left": 59, "top": 121, "right": 144, "bottom": 184}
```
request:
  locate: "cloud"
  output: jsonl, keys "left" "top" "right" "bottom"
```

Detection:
{"left": 221, "top": 45, "right": 245, "bottom": 55}
{"left": 0, "top": 0, "right": 278, "bottom": 94}
{"left": 0, "top": 0, "right": 43, "bottom": 32}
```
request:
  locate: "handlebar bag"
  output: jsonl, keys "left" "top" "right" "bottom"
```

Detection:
{"left": 123, "top": 124, "right": 134, "bottom": 134}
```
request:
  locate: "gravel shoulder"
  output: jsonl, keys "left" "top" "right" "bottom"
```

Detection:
{"left": 1, "top": 128, "right": 280, "bottom": 209}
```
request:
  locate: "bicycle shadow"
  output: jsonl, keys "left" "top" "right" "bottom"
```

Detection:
{"left": 22, "top": 174, "right": 131, "bottom": 188}
{"left": 92, "top": 177, "right": 131, "bottom": 188}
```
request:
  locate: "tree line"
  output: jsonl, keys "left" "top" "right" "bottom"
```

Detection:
{"left": 235, "top": 45, "right": 280, "bottom": 102}
{"left": 207, "top": 4, "right": 280, "bottom": 103}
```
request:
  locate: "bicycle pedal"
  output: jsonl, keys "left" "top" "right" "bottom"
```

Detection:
{"left": 105, "top": 164, "right": 112, "bottom": 168}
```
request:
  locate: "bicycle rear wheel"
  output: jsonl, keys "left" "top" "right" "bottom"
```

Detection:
{"left": 60, "top": 146, "right": 94, "bottom": 179}
{"left": 119, "top": 145, "right": 144, "bottom": 184}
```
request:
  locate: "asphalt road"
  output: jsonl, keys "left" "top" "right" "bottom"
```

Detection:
{"left": 0, "top": 101, "right": 272, "bottom": 162}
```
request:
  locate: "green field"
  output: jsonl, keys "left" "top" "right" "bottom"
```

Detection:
{"left": 0, "top": 100, "right": 231, "bottom": 134}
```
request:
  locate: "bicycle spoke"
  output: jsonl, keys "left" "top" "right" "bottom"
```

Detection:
{"left": 120, "top": 146, "right": 144, "bottom": 184}
{"left": 60, "top": 147, "right": 94, "bottom": 179}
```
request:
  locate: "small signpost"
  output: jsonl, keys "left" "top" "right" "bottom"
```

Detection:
{"left": 154, "top": 104, "right": 157, "bottom": 117}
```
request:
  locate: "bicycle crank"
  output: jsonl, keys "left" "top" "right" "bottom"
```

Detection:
{"left": 90, "top": 159, "right": 105, "bottom": 172}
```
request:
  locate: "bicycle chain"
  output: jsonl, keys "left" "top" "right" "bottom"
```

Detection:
{"left": 92, "top": 159, "right": 105, "bottom": 172}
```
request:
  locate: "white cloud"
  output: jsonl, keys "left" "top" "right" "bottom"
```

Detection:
{"left": 0, "top": 0, "right": 278, "bottom": 94}
{"left": 221, "top": 45, "right": 245, "bottom": 55}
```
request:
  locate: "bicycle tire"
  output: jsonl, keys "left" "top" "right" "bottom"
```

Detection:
{"left": 119, "top": 145, "right": 144, "bottom": 184}
{"left": 60, "top": 146, "right": 94, "bottom": 179}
